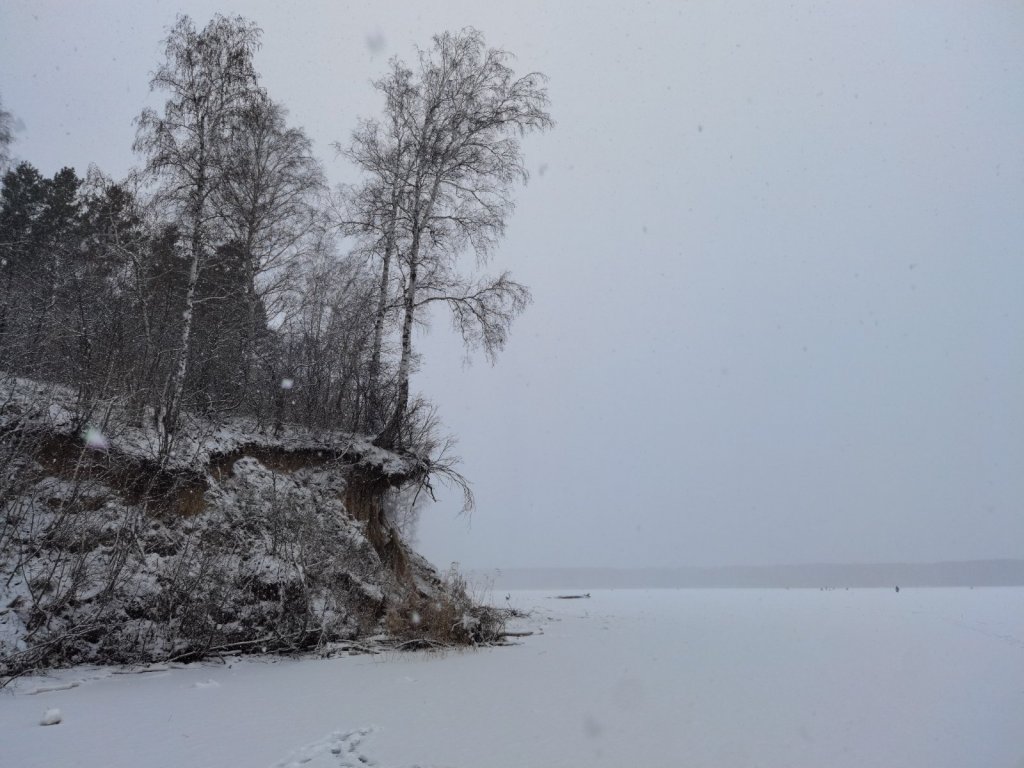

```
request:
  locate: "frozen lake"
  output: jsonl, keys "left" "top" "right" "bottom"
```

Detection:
{"left": 1, "top": 588, "right": 1021, "bottom": 767}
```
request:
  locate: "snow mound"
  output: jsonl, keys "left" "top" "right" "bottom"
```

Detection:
{"left": 39, "top": 708, "right": 62, "bottom": 726}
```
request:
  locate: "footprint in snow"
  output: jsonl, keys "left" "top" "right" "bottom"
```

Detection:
{"left": 272, "top": 728, "right": 439, "bottom": 768}
{"left": 271, "top": 727, "right": 376, "bottom": 768}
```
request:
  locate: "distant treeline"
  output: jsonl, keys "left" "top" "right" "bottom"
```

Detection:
{"left": 485, "top": 560, "right": 1024, "bottom": 589}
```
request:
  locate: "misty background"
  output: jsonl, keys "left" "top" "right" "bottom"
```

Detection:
{"left": 1, "top": 0, "right": 1021, "bottom": 571}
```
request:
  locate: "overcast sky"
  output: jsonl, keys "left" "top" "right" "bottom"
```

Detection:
{"left": 2, "top": 1, "right": 1022, "bottom": 569}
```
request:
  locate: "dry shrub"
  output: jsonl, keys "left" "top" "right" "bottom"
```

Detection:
{"left": 385, "top": 565, "right": 504, "bottom": 649}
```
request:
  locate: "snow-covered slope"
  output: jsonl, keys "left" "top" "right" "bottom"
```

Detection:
{"left": 0, "top": 375, "right": 495, "bottom": 674}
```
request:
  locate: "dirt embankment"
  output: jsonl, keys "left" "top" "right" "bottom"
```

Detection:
{"left": 0, "top": 380, "right": 503, "bottom": 677}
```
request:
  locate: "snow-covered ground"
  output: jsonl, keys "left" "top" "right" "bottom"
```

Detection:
{"left": 1, "top": 588, "right": 1021, "bottom": 767}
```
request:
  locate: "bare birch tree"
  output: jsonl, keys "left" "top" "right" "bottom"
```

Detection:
{"left": 217, "top": 94, "right": 326, "bottom": 346}
{"left": 133, "top": 14, "right": 263, "bottom": 458}
{"left": 336, "top": 62, "right": 417, "bottom": 431}
{"left": 344, "top": 29, "right": 552, "bottom": 449}
{"left": 212, "top": 93, "right": 326, "bottom": 416}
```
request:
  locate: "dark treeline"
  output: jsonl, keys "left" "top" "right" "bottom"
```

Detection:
{"left": 0, "top": 15, "right": 551, "bottom": 464}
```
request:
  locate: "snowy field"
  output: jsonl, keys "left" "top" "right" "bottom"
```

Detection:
{"left": 1, "top": 588, "right": 1022, "bottom": 768}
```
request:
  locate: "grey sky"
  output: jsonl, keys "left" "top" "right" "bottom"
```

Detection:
{"left": 1, "top": 1, "right": 1021, "bottom": 569}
